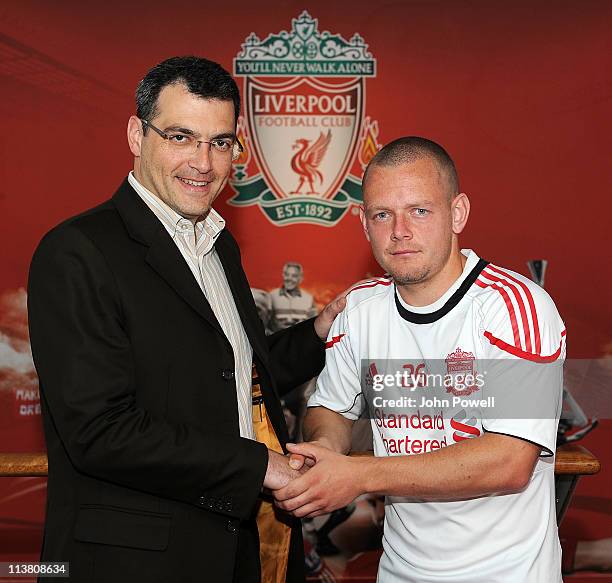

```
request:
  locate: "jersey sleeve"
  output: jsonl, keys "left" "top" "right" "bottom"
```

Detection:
{"left": 307, "top": 304, "right": 363, "bottom": 420}
{"left": 479, "top": 279, "right": 566, "bottom": 456}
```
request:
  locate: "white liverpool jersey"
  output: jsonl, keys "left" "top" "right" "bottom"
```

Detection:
{"left": 309, "top": 249, "right": 566, "bottom": 583}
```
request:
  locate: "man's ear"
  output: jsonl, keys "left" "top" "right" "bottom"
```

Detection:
{"left": 451, "top": 193, "right": 470, "bottom": 235}
{"left": 359, "top": 205, "right": 371, "bottom": 242}
{"left": 127, "top": 116, "right": 143, "bottom": 157}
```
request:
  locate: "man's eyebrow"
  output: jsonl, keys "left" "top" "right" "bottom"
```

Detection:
{"left": 407, "top": 200, "right": 435, "bottom": 207}
{"left": 163, "top": 125, "right": 198, "bottom": 136}
{"left": 211, "top": 131, "right": 237, "bottom": 140}
{"left": 365, "top": 204, "right": 392, "bottom": 211}
{"left": 365, "top": 200, "right": 435, "bottom": 211}
{"left": 162, "top": 126, "right": 237, "bottom": 141}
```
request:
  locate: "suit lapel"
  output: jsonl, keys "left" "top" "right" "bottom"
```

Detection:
{"left": 145, "top": 230, "right": 226, "bottom": 338}
{"left": 215, "top": 232, "right": 268, "bottom": 365}
{"left": 112, "top": 179, "right": 226, "bottom": 338}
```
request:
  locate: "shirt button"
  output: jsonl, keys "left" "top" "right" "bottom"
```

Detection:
{"left": 226, "top": 520, "right": 238, "bottom": 533}
{"left": 222, "top": 369, "right": 235, "bottom": 381}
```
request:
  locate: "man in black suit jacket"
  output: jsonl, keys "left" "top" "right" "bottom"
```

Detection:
{"left": 27, "top": 56, "right": 343, "bottom": 583}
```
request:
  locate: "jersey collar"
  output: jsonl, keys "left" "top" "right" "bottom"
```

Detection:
{"left": 394, "top": 256, "right": 489, "bottom": 324}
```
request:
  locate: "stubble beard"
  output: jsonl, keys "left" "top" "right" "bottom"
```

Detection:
{"left": 392, "top": 266, "right": 431, "bottom": 286}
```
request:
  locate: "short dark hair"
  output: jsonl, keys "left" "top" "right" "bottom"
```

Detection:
{"left": 136, "top": 56, "right": 240, "bottom": 133}
{"left": 364, "top": 136, "right": 459, "bottom": 198}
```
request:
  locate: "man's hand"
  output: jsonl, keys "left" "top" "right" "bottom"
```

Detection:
{"left": 287, "top": 439, "right": 334, "bottom": 471}
{"left": 314, "top": 295, "right": 347, "bottom": 341}
{"left": 263, "top": 449, "right": 306, "bottom": 491}
{"left": 313, "top": 279, "right": 374, "bottom": 340}
{"left": 274, "top": 442, "right": 363, "bottom": 517}
{"left": 290, "top": 407, "right": 355, "bottom": 471}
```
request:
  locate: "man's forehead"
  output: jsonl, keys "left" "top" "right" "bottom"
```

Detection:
{"left": 153, "top": 84, "right": 235, "bottom": 126}
{"left": 366, "top": 157, "right": 442, "bottom": 182}
{"left": 363, "top": 159, "right": 447, "bottom": 204}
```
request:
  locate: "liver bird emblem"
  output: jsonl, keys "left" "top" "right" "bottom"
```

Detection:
{"left": 290, "top": 130, "right": 332, "bottom": 194}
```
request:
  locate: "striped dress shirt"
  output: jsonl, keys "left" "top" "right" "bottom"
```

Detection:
{"left": 128, "top": 172, "right": 255, "bottom": 439}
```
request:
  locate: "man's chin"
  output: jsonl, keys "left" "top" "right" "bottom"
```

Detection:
{"left": 168, "top": 201, "right": 211, "bottom": 222}
{"left": 170, "top": 192, "right": 215, "bottom": 219}
{"left": 391, "top": 269, "right": 430, "bottom": 286}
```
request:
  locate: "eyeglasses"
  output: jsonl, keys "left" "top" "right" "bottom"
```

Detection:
{"left": 141, "top": 118, "right": 244, "bottom": 161}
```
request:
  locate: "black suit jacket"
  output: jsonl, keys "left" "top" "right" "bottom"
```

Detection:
{"left": 27, "top": 179, "right": 325, "bottom": 583}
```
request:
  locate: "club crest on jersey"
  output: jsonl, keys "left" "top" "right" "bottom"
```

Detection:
{"left": 230, "top": 11, "right": 381, "bottom": 226}
{"left": 445, "top": 348, "right": 480, "bottom": 397}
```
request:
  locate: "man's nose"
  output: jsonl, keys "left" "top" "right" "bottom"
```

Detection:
{"left": 188, "top": 142, "right": 213, "bottom": 173}
{"left": 391, "top": 215, "right": 413, "bottom": 240}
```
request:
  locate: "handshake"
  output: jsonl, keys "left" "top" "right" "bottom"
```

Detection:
{"left": 262, "top": 442, "right": 364, "bottom": 518}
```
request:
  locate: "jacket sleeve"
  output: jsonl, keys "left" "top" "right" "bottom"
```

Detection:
{"left": 27, "top": 224, "right": 268, "bottom": 520}
{"left": 266, "top": 318, "right": 325, "bottom": 397}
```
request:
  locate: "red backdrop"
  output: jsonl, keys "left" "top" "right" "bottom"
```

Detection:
{"left": 0, "top": 1, "right": 610, "bottom": 579}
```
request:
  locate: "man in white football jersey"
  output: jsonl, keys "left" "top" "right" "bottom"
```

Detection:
{"left": 275, "top": 137, "right": 566, "bottom": 582}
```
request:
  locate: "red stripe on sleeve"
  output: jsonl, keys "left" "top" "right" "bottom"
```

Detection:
{"left": 475, "top": 279, "right": 522, "bottom": 349}
{"left": 483, "top": 331, "right": 562, "bottom": 363}
{"left": 487, "top": 264, "right": 542, "bottom": 354}
{"left": 482, "top": 267, "right": 533, "bottom": 352}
